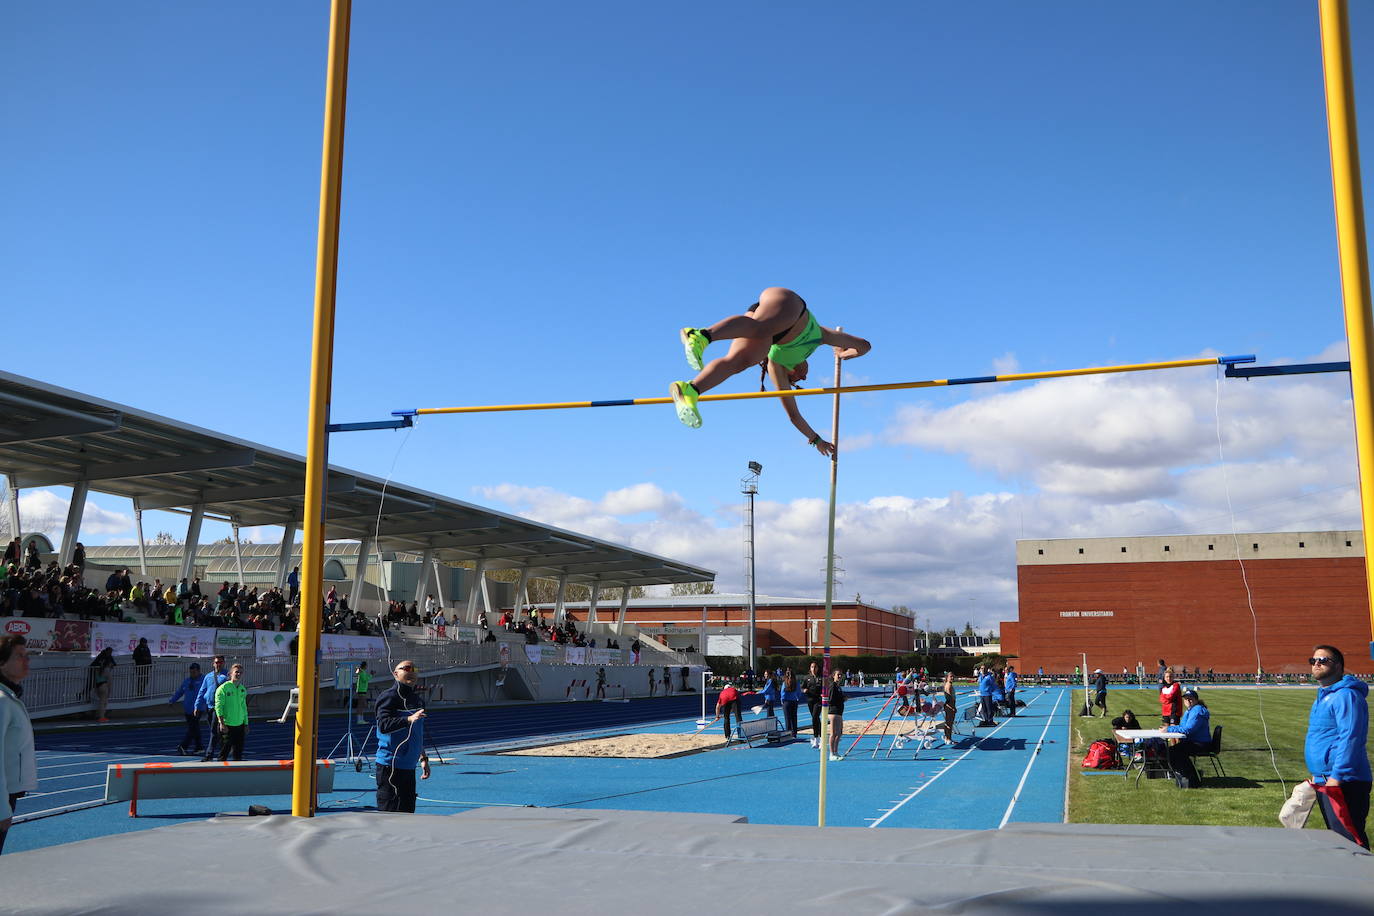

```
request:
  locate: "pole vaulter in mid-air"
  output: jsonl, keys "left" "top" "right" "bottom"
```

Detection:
{"left": 671, "top": 287, "right": 872, "bottom": 455}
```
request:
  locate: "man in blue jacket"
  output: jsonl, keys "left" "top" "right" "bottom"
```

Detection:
{"left": 1004, "top": 665, "right": 1018, "bottom": 717}
{"left": 194, "top": 656, "right": 229, "bottom": 762}
{"left": 168, "top": 662, "right": 204, "bottom": 756}
{"left": 374, "top": 659, "right": 429, "bottom": 813}
{"left": 1305, "top": 645, "right": 1370, "bottom": 849}
{"left": 977, "top": 667, "right": 996, "bottom": 727}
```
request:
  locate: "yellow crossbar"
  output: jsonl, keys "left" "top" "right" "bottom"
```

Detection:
{"left": 404, "top": 356, "right": 1239, "bottom": 417}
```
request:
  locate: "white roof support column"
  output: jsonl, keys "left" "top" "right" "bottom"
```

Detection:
{"left": 179, "top": 503, "right": 205, "bottom": 584}
{"left": 615, "top": 588, "right": 630, "bottom": 632}
{"left": 59, "top": 480, "right": 88, "bottom": 566}
{"left": 553, "top": 574, "right": 568, "bottom": 625}
{"left": 231, "top": 523, "right": 245, "bottom": 585}
{"left": 352, "top": 536, "right": 372, "bottom": 612}
{"left": 513, "top": 567, "right": 530, "bottom": 620}
{"left": 5, "top": 477, "right": 21, "bottom": 544}
{"left": 276, "top": 522, "right": 298, "bottom": 589}
{"left": 464, "top": 558, "right": 488, "bottom": 625}
{"left": 412, "top": 547, "right": 435, "bottom": 607}
{"left": 431, "top": 556, "right": 446, "bottom": 607}
{"left": 133, "top": 501, "right": 148, "bottom": 576}
{"left": 587, "top": 581, "right": 601, "bottom": 626}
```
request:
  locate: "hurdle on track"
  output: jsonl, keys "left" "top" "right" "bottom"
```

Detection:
{"left": 393, "top": 355, "right": 1255, "bottom": 418}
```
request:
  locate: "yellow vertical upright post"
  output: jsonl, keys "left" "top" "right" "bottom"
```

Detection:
{"left": 293, "top": 0, "right": 353, "bottom": 817}
{"left": 817, "top": 334, "right": 844, "bottom": 826}
{"left": 1319, "top": 0, "right": 1374, "bottom": 657}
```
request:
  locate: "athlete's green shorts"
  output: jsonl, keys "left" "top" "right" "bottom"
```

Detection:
{"left": 767, "top": 312, "right": 823, "bottom": 370}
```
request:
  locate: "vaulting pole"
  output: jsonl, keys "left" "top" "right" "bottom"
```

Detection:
{"left": 397, "top": 356, "right": 1251, "bottom": 418}
{"left": 818, "top": 334, "right": 844, "bottom": 827}
{"left": 1319, "top": 0, "right": 1374, "bottom": 659}
{"left": 294, "top": 0, "right": 351, "bottom": 818}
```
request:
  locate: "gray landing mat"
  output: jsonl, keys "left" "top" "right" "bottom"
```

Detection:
{"left": 2, "top": 808, "right": 1370, "bottom": 915}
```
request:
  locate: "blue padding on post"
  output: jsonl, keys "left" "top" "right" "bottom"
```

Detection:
{"left": 947, "top": 375, "right": 999, "bottom": 386}
{"left": 590, "top": 399, "right": 636, "bottom": 407}
{"left": 391, "top": 409, "right": 418, "bottom": 417}
{"left": 1218, "top": 354, "right": 1257, "bottom": 365}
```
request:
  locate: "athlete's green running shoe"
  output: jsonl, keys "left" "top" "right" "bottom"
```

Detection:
{"left": 680, "top": 327, "right": 709, "bottom": 371}
{"left": 670, "top": 380, "right": 702, "bottom": 428}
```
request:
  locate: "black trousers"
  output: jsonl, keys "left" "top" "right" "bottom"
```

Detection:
{"left": 1318, "top": 780, "right": 1371, "bottom": 849}
{"left": 0, "top": 792, "right": 23, "bottom": 854}
{"left": 376, "top": 765, "right": 417, "bottom": 813}
{"left": 1167, "top": 741, "right": 1205, "bottom": 788}
{"left": 219, "top": 724, "right": 245, "bottom": 761}
{"left": 978, "top": 695, "right": 995, "bottom": 724}
{"left": 808, "top": 700, "right": 823, "bottom": 737}
{"left": 1006, "top": 690, "right": 1017, "bottom": 716}
{"left": 180, "top": 713, "right": 202, "bottom": 751}
{"left": 783, "top": 701, "right": 799, "bottom": 735}
{"left": 720, "top": 699, "right": 741, "bottom": 740}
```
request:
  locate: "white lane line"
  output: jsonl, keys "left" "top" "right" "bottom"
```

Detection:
{"left": 38, "top": 753, "right": 170, "bottom": 771}
{"left": 12, "top": 799, "right": 111, "bottom": 823}
{"left": 996, "top": 689, "right": 1065, "bottom": 829}
{"left": 24, "top": 783, "right": 104, "bottom": 799}
{"left": 866, "top": 691, "right": 1047, "bottom": 828}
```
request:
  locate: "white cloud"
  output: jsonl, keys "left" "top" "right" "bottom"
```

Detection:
{"left": 10, "top": 489, "right": 133, "bottom": 539}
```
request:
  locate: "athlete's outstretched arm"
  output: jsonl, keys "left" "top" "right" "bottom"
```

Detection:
{"left": 768, "top": 361, "right": 834, "bottom": 457}
{"left": 819, "top": 327, "right": 871, "bottom": 361}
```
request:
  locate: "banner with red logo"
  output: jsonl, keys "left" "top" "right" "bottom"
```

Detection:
{"left": 2, "top": 617, "right": 91, "bottom": 652}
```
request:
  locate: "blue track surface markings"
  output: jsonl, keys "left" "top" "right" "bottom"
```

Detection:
{"left": 10, "top": 688, "right": 1074, "bottom": 854}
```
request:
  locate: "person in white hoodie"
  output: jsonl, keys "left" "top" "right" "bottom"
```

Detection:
{"left": 0, "top": 635, "right": 36, "bottom": 854}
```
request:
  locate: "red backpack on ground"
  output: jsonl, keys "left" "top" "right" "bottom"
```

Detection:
{"left": 1081, "top": 738, "right": 1121, "bottom": 769}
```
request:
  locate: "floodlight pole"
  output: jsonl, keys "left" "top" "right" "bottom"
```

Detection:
{"left": 293, "top": 0, "right": 352, "bottom": 818}
{"left": 1319, "top": 0, "right": 1374, "bottom": 660}
{"left": 741, "top": 462, "right": 761, "bottom": 666}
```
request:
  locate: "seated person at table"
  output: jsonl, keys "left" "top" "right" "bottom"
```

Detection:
{"left": 1111, "top": 709, "right": 1143, "bottom": 731}
{"left": 1163, "top": 689, "right": 1211, "bottom": 789}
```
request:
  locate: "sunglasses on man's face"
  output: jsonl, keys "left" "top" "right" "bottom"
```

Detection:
{"left": 1309, "top": 657, "right": 1336, "bottom": 666}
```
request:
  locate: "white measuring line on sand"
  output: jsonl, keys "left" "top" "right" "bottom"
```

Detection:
{"left": 996, "top": 688, "right": 1064, "bottom": 829}
{"left": 867, "top": 689, "right": 1048, "bottom": 828}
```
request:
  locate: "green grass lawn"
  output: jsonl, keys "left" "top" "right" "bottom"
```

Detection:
{"left": 1066, "top": 686, "right": 1373, "bottom": 830}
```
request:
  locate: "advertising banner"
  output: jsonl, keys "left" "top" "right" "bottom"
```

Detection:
{"left": 321, "top": 633, "right": 385, "bottom": 659}
{"left": 2, "top": 618, "right": 54, "bottom": 651}
{"left": 255, "top": 630, "right": 294, "bottom": 659}
{"left": 453, "top": 626, "right": 481, "bottom": 645}
{"left": 214, "top": 629, "right": 256, "bottom": 655}
{"left": 51, "top": 619, "right": 91, "bottom": 653}
{"left": 525, "top": 644, "right": 561, "bottom": 665}
{"left": 591, "top": 648, "right": 621, "bottom": 666}
{"left": 91, "top": 622, "right": 197, "bottom": 657}
{"left": 564, "top": 646, "right": 588, "bottom": 665}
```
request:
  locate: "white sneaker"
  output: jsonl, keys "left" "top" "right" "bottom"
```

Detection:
{"left": 829, "top": 754, "right": 843, "bottom": 762}
{"left": 810, "top": 738, "right": 819, "bottom": 748}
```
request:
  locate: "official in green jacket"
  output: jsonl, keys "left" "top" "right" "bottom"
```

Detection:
{"left": 215, "top": 665, "right": 249, "bottom": 762}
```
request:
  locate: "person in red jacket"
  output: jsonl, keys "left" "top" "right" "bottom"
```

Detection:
{"left": 716, "top": 681, "right": 741, "bottom": 741}
{"left": 1160, "top": 667, "right": 1183, "bottom": 725}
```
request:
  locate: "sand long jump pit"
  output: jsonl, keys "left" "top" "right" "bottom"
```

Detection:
{"left": 495, "top": 732, "right": 729, "bottom": 759}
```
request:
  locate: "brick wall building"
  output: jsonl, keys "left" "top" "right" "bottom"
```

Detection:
{"left": 1001, "top": 530, "right": 1371, "bottom": 675}
{"left": 549, "top": 594, "right": 915, "bottom": 657}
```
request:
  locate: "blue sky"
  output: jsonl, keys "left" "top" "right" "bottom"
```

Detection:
{"left": 3, "top": 2, "right": 1371, "bottom": 632}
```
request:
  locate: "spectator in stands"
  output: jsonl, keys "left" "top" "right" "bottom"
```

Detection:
{"left": 105, "top": 569, "right": 123, "bottom": 594}
{"left": 287, "top": 566, "right": 300, "bottom": 603}
{"left": 0, "top": 635, "right": 35, "bottom": 855}
{"left": 2, "top": 539, "right": 18, "bottom": 569}
{"left": 23, "top": 541, "right": 39, "bottom": 571}
{"left": 169, "top": 663, "right": 204, "bottom": 756}
{"left": 1160, "top": 667, "right": 1183, "bottom": 726}
{"left": 132, "top": 638, "right": 153, "bottom": 697}
{"left": 374, "top": 659, "right": 429, "bottom": 813}
{"left": 1305, "top": 645, "right": 1370, "bottom": 849}
{"left": 90, "top": 648, "right": 115, "bottom": 722}
{"left": 1164, "top": 689, "right": 1211, "bottom": 789}
{"left": 215, "top": 664, "right": 249, "bottom": 762}
{"left": 196, "top": 656, "right": 229, "bottom": 761}
{"left": 662, "top": 666, "right": 672, "bottom": 695}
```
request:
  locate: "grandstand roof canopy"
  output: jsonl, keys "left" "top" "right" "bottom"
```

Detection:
{"left": 0, "top": 370, "right": 714, "bottom": 589}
